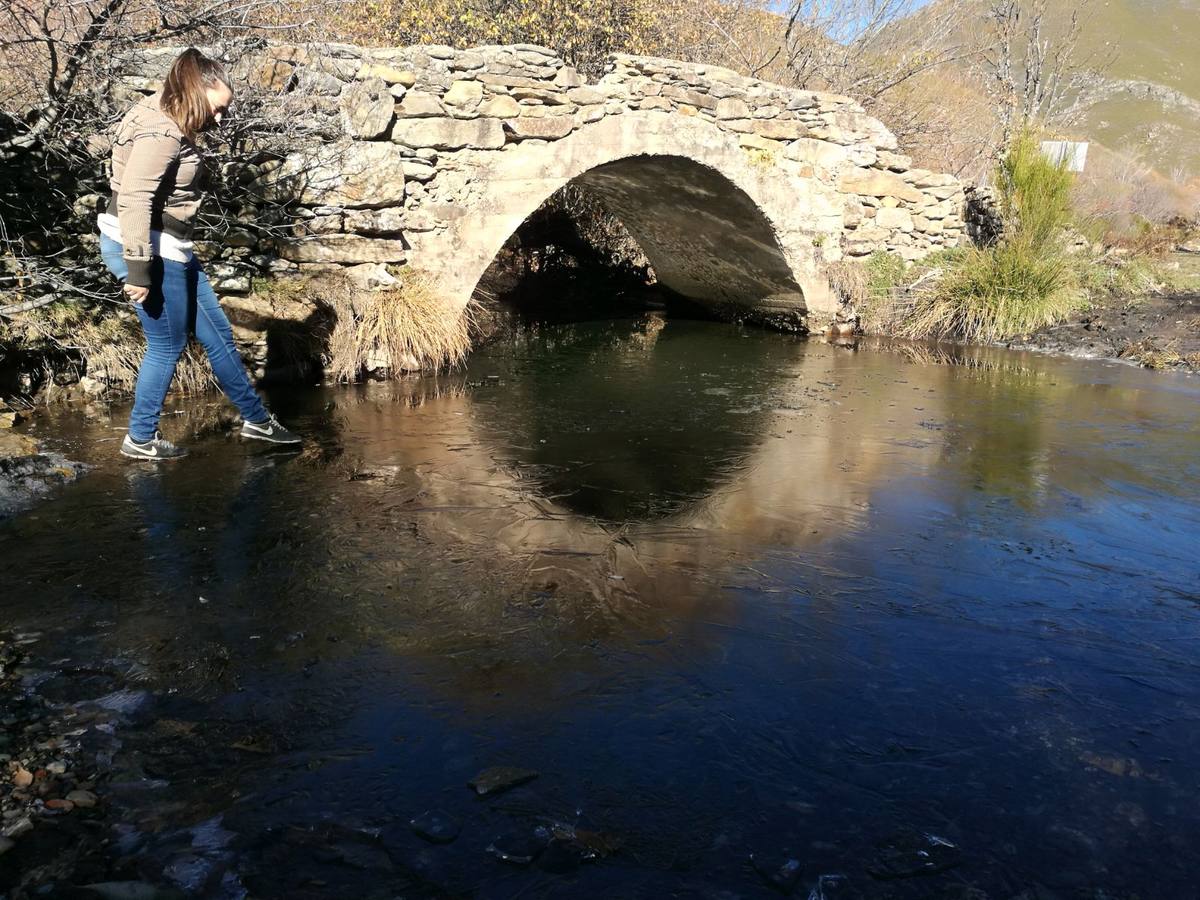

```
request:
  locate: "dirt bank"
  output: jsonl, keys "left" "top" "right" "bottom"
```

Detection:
{"left": 1009, "top": 287, "right": 1200, "bottom": 372}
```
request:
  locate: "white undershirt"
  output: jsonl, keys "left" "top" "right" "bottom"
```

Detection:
{"left": 96, "top": 213, "right": 194, "bottom": 264}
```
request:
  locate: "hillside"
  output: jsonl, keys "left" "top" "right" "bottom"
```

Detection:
{"left": 913, "top": 0, "right": 1200, "bottom": 179}
{"left": 1074, "top": 0, "right": 1200, "bottom": 178}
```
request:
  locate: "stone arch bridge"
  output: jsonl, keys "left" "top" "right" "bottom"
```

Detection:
{"left": 115, "top": 43, "right": 968, "bottom": 331}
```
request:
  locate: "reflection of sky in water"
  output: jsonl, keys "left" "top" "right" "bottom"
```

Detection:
{"left": 1, "top": 320, "right": 1199, "bottom": 897}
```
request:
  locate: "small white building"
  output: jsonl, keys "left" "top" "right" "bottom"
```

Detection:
{"left": 1040, "top": 140, "right": 1089, "bottom": 172}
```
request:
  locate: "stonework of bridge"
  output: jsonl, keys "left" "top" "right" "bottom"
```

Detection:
{"left": 116, "top": 43, "right": 968, "bottom": 331}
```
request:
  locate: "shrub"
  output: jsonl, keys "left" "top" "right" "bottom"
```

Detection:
{"left": 903, "top": 129, "right": 1084, "bottom": 342}
{"left": 995, "top": 130, "right": 1075, "bottom": 251}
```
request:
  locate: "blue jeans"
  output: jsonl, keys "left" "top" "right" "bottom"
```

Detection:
{"left": 99, "top": 234, "right": 268, "bottom": 441}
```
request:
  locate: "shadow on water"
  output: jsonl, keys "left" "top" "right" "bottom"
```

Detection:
{"left": 2, "top": 321, "right": 1200, "bottom": 898}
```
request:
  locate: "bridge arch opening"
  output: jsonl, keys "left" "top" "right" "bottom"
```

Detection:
{"left": 469, "top": 153, "right": 808, "bottom": 327}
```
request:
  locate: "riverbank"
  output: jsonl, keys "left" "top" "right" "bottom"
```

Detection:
{"left": 1009, "top": 286, "right": 1200, "bottom": 370}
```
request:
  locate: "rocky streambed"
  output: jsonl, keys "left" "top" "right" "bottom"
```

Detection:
{"left": 0, "top": 423, "right": 85, "bottom": 520}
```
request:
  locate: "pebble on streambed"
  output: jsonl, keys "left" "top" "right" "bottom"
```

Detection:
{"left": 1, "top": 632, "right": 121, "bottom": 886}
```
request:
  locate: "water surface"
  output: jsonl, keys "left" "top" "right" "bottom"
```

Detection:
{"left": 2, "top": 318, "right": 1199, "bottom": 898}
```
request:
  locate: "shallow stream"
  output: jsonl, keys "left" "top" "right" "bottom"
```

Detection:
{"left": 2, "top": 318, "right": 1199, "bottom": 898}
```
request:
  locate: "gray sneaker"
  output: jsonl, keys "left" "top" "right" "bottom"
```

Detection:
{"left": 241, "top": 413, "right": 301, "bottom": 445}
{"left": 120, "top": 431, "right": 188, "bottom": 461}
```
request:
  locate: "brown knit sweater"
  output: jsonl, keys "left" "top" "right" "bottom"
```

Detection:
{"left": 107, "top": 91, "right": 206, "bottom": 287}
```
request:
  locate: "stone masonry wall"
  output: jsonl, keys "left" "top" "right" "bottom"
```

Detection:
{"left": 109, "top": 42, "right": 969, "bottom": 327}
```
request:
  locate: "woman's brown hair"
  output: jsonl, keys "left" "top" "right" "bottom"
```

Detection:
{"left": 159, "top": 48, "right": 231, "bottom": 142}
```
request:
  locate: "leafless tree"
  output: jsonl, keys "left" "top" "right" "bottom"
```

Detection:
{"left": 976, "top": 0, "right": 1114, "bottom": 146}
{"left": 781, "top": 0, "right": 971, "bottom": 103}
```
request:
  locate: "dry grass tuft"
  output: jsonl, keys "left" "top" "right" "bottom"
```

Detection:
{"left": 902, "top": 132, "right": 1084, "bottom": 343}
{"left": 900, "top": 243, "right": 1082, "bottom": 344}
{"left": 319, "top": 270, "right": 478, "bottom": 382}
{"left": 824, "top": 259, "right": 869, "bottom": 308}
{"left": 26, "top": 302, "right": 216, "bottom": 400}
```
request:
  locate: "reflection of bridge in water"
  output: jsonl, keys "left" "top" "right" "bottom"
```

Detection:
{"left": 327, "top": 322, "right": 1177, "bottom": 629}
{"left": 325, "top": 323, "right": 954, "bottom": 642}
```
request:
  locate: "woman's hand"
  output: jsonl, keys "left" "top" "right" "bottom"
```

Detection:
{"left": 124, "top": 283, "right": 150, "bottom": 304}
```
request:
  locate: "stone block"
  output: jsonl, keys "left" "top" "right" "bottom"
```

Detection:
{"left": 294, "top": 214, "right": 343, "bottom": 236}
{"left": 718, "top": 118, "right": 754, "bottom": 133}
{"left": 344, "top": 207, "right": 407, "bottom": 234}
{"left": 715, "top": 98, "right": 751, "bottom": 120}
{"left": 477, "top": 73, "right": 546, "bottom": 90}
{"left": 340, "top": 77, "right": 394, "bottom": 139}
{"left": 444, "top": 79, "right": 484, "bottom": 109}
{"left": 274, "top": 235, "right": 408, "bottom": 263}
{"left": 929, "top": 184, "right": 962, "bottom": 200}
{"left": 392, "top": 117, "right": 506, "bottom": 150}
{"left": 875, "top": 207, "right": 914, "bottom": 232}
{"left": 838, "top": 168, "right": 923, "bottom": 203}
{"left": 739, "top": 133, "right": 781, "bottom": 151}
{"left": 479, "top": 95, "right": 522, "bottom": 117}
{"left": 343, "top": 262, "right": 399, "bottom": 290}
{"left": 357, "top": 63, "right": 416, "bottom": 87}
{"left": 784, "top": 138, "right": 849, "bottom": 170}
{"left": 298, "top": 70, "right": 345, "bottom": 96}
{"left": 504, "top": 117, "right": 576, "bottom": 141}
{"left": 875, "top": 150, "right": 912, "bottom": 172}
{"left": 567, "top": 86, "right": 606, "bottom": 105}
{"left": 553, "top": 66, "right": 584, "bottom": 87}
{"left": 402, "top": 160, "right": 438, "bottom": 181}
{"left": 257, "top": 142, "right": 407, "bottom": 208}
{"left": 786, "top": 92, "right": 819, "bottom": 110}
{"left": 398, "top": 91, "right": 446, "bottom": 117}
{"left": 751, "top": 119, "right": 809, "bottom": 141}
{"left": 661, "top": 85, "right": 717, "bottom": 110}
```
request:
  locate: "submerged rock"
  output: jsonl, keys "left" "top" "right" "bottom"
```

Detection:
{"left": 468, "top": 765, "right": 538, "bottom": 796}
{"left": 0, "top": 430, "right": 85, "bottom": 518}
{"left": 68, "top": 788, "right": 99, "bottom": 808}
{"left": 410, "top": 809, "right": 460, "bottom": 844}
{"left": 750, "top": 852, "right": 803, "bottom": 894}
{"left": 867, "top": 829, "right": 960, "bottom": 880}
{"left": 486, "top": 829, "right": 550, "bottom": 865}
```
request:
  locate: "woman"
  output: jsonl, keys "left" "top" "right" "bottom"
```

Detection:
{"left": 98, "top": 47, "right": 300, "bottom": 460}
